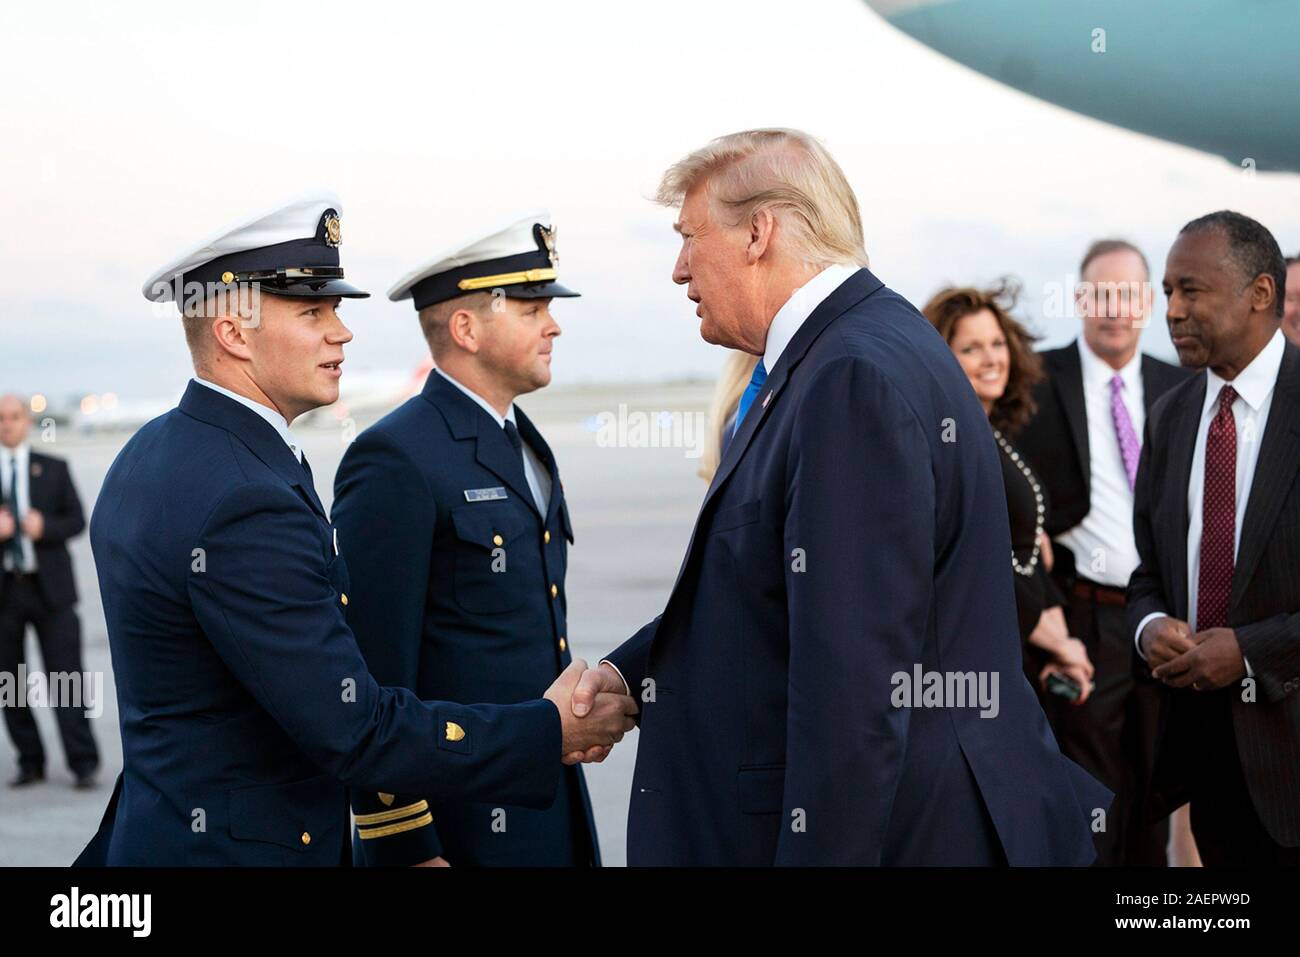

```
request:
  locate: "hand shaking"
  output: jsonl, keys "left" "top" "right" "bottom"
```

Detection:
{"left": 543, "top": 659, "right": 638, "bottom": 765}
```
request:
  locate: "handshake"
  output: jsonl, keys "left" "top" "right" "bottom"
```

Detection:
{"left": 543, "top": 659, "right": 638, "bottom": 765}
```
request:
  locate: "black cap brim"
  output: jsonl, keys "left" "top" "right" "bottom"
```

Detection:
{"left": 261, "top": 277, "right": 370, "bottom": 299}
{"left": 500, "top": 281, "right": 579, "bottom": 300}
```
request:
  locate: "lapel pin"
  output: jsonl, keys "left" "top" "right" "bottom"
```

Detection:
{"left": 761, "top": 391, "right": 773, "bottom": 409}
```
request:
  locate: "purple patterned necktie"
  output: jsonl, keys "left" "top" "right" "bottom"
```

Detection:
{"left": 1110, "top": 374, "right": 1141, "bottom": 491}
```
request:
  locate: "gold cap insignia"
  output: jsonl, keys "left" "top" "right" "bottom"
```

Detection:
{"left": 445, "top": 721, "right": 466, "bottom": 742}
{"left": 377, "top": 792, "right": 394, "bottom": 807}
{"left": 323, "top": 213, "right": 342, "bottom": 248}
{"left": 539, "top": 224, "right": 558, "bottom": 267}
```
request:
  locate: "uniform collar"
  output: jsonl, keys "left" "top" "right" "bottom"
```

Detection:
{"left": 192, "top": 377, "right": 301, "bottom": 462}
{"left": 434, "top": 367, "right": 517, "bottom": 429}
{"left": 1077, "top": 337, "right": 1141, "bottom": 394}
{"left": 1203, "top": 327, "right": 1285, "bottom": 415}
{"left": 762, "top": 262, "right": 860, "bottom": 374}
{"left": 178, "top": 381, "right": 324, "bottom": 517}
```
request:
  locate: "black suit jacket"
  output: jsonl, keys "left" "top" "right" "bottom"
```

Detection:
{"left": 1126, "top": 340, "right": 1300, "bottom": 847}
{"left": 0, "top": 450, "right": 85, "bottom": 609}
{"left": 1017, "top": 342, "right": 1188, "bottom": 582}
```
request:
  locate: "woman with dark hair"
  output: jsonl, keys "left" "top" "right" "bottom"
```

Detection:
{"left": 923, "top": 279, "right": 1094, "bottom": 703}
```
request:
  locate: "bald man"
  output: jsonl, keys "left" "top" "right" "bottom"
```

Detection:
{"left": 0, "top": 394, "right": 99, "bottom": 788}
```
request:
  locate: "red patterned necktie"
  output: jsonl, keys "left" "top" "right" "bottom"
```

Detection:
{"left": 1196, "top": 384, "right": 1238, "bottom": 630}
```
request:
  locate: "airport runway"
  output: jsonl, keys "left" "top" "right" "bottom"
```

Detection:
{"left": 0, "top": 380, "right": 713, "bottom": 866}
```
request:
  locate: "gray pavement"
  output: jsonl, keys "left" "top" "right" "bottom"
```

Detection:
{"left": 0, "top": 381, "right": 712, "bottom": 866}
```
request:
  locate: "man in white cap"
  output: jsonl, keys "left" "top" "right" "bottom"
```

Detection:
{"left": 76, "top": 197, "right": 635, "bottom": 865}
{"left": 332, "top": 212, "right": 609, "bottom": 866}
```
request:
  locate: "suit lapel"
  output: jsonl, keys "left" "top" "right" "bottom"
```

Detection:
{"left": 26, "top": 454, "right": 50, "bottom": 513}
{"left": 1165, "top": 375, "right": 1205, "bottom": 621}
{"left": 1056, "top": 342, "right": 1091, "bottom": 495}
{"left": 1140, "top": 355, "right": 1162, "bottom": 416}
{"left": 296, "top": 457, "right": 327, "bottom": 518}
{"left": 421, "top": 372, "right": 538, "bottom": 515}
{"left": 700, "top": 268, "right": 884, "bottom": 516}
{"left": 475, "top": 427, "right": 538, "bottom": 517}
{"left": 177, "top": 382, "right": 327, "bottom": 521}
{"left": 516, "top": 408, "right": 559, "bottom": 522}
{"left": 1231, "top": 343, "right": 1300, "bottom": 610}
{"left": 653, "top": 269, "right": 883, "bottom": 611}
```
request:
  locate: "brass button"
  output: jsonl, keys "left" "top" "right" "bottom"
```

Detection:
{"left": 492, "top": 534, "right": 503, "bottom": 546}
{"left": 301, "top": 832, "right": 311, "bottom": 846}
{"left": 544, "top": 530, "right": 551, "bottom": 544}
{"left": 340, "top": 593, "right": 348, "bottom": 606}
{"left": 445, "top": 721, "right": 466, "bottom": 742}
{"left": 559, "top": 637, "right": 567, "bottom": 652}
{"left": 550, "top": 583, "right": 558, "bottom": 598}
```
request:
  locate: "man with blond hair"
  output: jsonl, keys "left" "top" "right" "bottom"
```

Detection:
{"left": 571, "top": 129, "right": 1110, "bottom": 865}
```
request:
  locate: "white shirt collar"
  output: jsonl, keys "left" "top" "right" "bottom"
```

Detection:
{"left": 1077, "top": 337, "right": 1141, "bottom": 393}
{"left": 1, "top": 443, "right": 29, "bottom": 464}
{"left": 192, "top": 377, "right": 302, "bottom": 462}
{"left": 762, "top": 263, "right": 860, "bottom": 374}
{"left": 1203, "top": 327, "right": 1285, "bottom": 415}
{"left": 435, "top": 367, "right": 517, "bottom": 429}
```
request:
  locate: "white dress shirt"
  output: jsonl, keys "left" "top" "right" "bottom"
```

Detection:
{"left": 1135, "top": 328, "right": 1286, "bottom": 674}
{"left": 1056, "top": 339, "right": 1144, "bottom": 586}
{"left": 193, "top": 378, "right": 303, "bottom": 464}
{"left": 762, "top": 263, "right": 860, "bottom": 373}
{"left": 603, "top": 262, "right": 860, "bottom": 696}
{"left": 1, "top": 443, "right": 38, "bottom": 572}
{"left": 435, "top": 368, "right": 552, "bottom": 514}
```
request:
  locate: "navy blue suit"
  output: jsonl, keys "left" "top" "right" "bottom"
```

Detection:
{"left": 76, "top": 382, "right": 562, "bottom": 866}
{"left": 332, "top": 372, "right": 598, "bottom": 866}
{"left": 606, "top": 268, "right": 1111, "bottom": 865}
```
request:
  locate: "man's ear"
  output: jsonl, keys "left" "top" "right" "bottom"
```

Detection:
{"left": 1250, "top": 273, "right": 1278, "bottom": 316}
{"left": 447, "top": 306, "right": 484, "bottom": 354}
{"left": 211, "top": 312, "right": 255, "bottom": 361}
{"left": 746, "top": 207, "right": 777, "bottom": 265}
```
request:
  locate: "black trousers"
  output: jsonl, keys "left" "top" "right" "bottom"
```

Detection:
{"left": 1041, "top": 584, "right": 1169, "bottom": 866}
{"left": 1187, "top": 695, "right": 1300, "bottom": 867}
{"left": 0, "top": 573, "right": 99, "bottom": 776}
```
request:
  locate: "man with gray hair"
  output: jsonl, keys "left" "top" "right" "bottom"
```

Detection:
{"left": 570, "top": 128, "right": 1110, "bottom": 864}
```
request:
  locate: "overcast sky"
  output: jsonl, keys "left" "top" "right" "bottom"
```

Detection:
{"left": 3, "top": 0, "right": 1298, "bottom": 401}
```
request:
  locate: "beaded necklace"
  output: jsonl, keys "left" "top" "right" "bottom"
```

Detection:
{"left": 993, "top": 428, "right": 1045, "bottom": 577}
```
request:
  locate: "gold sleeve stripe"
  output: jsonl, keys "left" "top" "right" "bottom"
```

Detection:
{"left": 354, "top": 800, "right": 429, "bottom": 826}
{"left": 358, "top": 812, "right": 434, "bottom": 840}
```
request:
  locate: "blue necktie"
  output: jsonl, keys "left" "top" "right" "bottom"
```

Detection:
{"left": 733, "top": 360, "right": 768, "bottom": 437}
